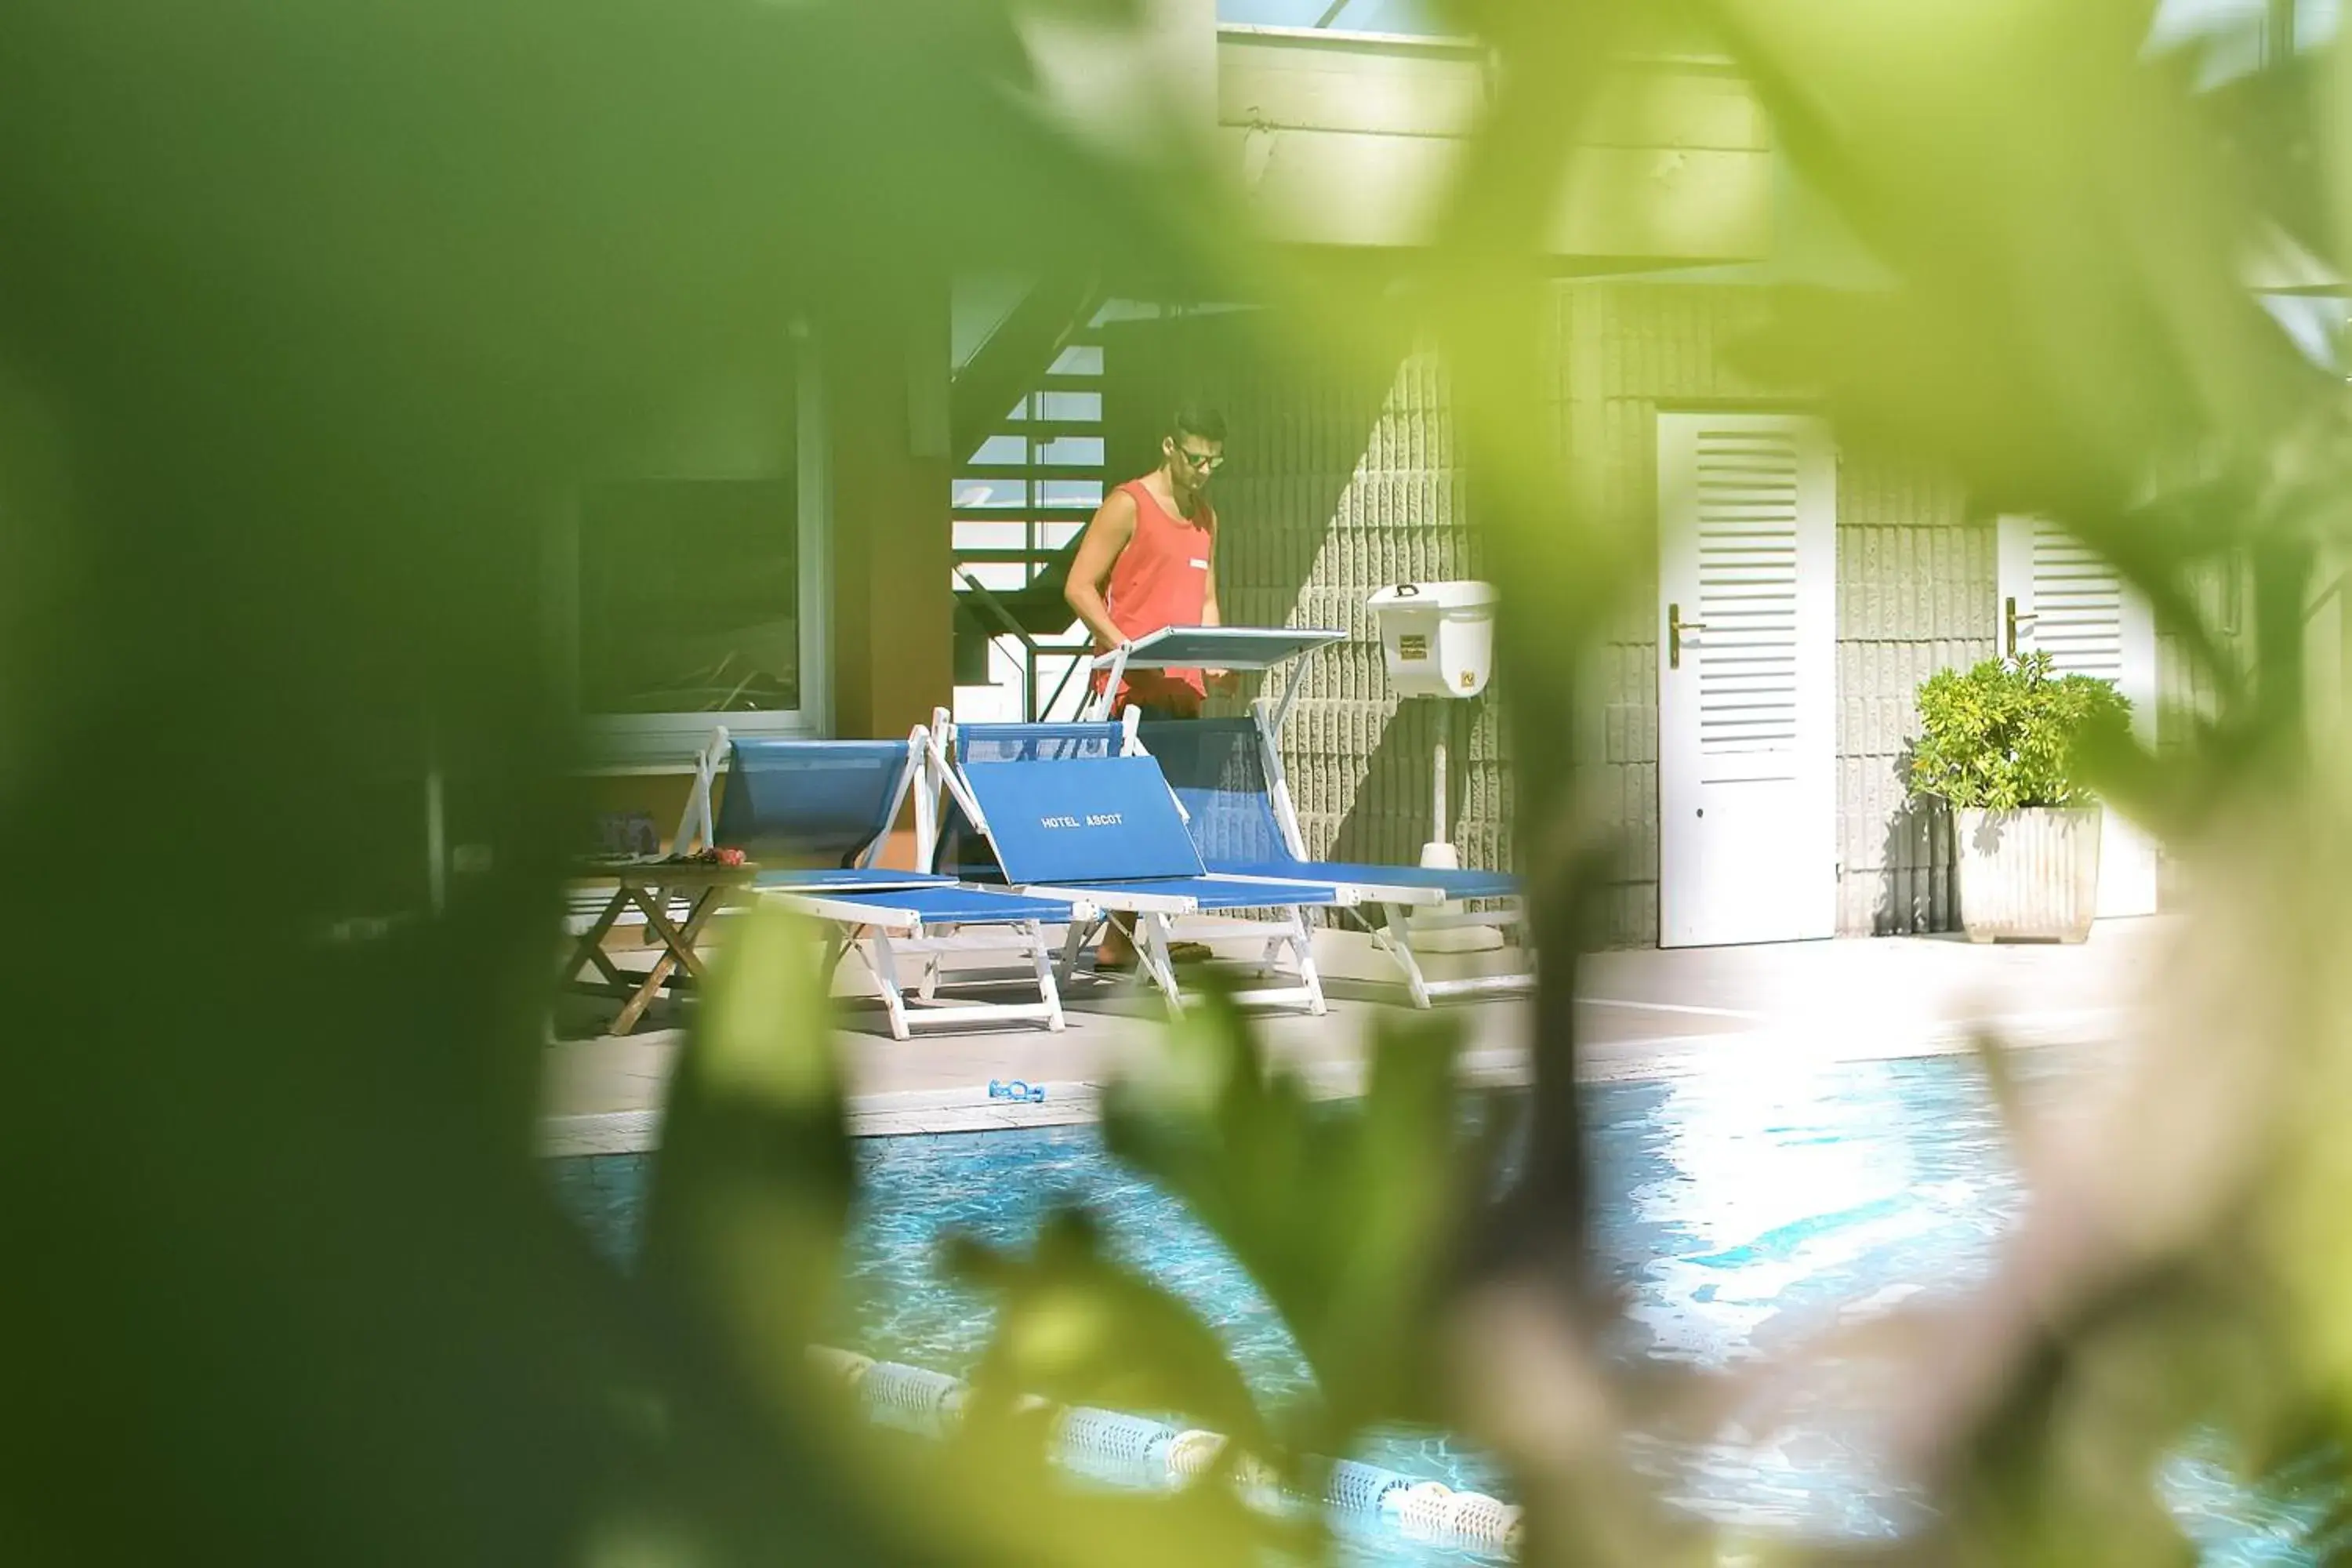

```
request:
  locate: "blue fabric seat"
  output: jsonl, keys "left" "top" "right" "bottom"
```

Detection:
{"left": 1136, "top": 717, "right": 1523, "bottom": 901}
{"left": 1207, "top": 859, "right": 1518, "bottom": 902}
{"left": 953, "top": 721, "right": 1129, "bottom": 764}
{"left": 668, "top": 725, "right": 1085, "bottom": 1040}
{"left": 751, "top": 867, "right": 952, "bottom": 892}
{"left": 934, "top": 733, "right": 1348, "bottom": 1015}
{"left": 1066, "top": 875, "right": 1345, "bottom": 912}
{"left": 1134, "top": 716, "right": 1534, "bottom": 1008}
{"left": 791, "top": 884, "right": 1077, "bottom": 927}
{"left": 716, "top": 737, "right": 916, "bottom": 866}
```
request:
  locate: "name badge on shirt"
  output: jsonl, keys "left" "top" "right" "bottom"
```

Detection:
{"left": 1189, "top": 557, "right": 1208, "bottom": 569}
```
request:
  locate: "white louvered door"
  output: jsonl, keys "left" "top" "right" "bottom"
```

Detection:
{"left": 1657, "top": 413, "right": 1838, "bottom": 947}
{"left": 1996, "top": 517, "right": 2159, "bottom": 918}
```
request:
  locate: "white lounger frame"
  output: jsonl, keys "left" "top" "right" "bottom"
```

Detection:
{"left": 674, "top": 724, "right": 1083, "bottom": 1040}
{"left": 921, "top": 713, "right": 1333, "bottom": 1016}
{"left": 1214, "top": 699, "right": 1537, "bottom": 1009}
{"left": 789, "top": 887, "right": 1077, "bottom": 1040}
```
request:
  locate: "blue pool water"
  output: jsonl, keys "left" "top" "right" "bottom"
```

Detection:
{"left": 547, "top": 1047, "right": 2332, "bottom": 1563}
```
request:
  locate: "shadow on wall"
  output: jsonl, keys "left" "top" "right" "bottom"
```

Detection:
{"left": 1334, "top": 696, "right": 1445, "bottom": 868}
{"left": 1098, "top": 307, "right": 1400, "bottom": 652}
{"left": 1099, "top": 304, "right": 1508, "bottom": 870}
{"left": 1330, "top": 695, "right": 1515, "bottom": 871}
{"left": 1875, "top": 746, "right": 1955, "bottom": 935}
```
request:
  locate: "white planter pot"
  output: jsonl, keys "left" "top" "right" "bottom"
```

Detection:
{"left": 1955, "top": 806, "right": 2103, "bottom": 943}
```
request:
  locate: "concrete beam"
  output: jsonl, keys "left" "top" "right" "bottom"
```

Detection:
{"left": 1225, "top": 124, "right": 1770, "bottom": 261}
{"left": 1217, "top": 28, "right": 1772, "bottom": 263}
{"left": 1221, "top": 33, "right": 1764, "bottom": 150}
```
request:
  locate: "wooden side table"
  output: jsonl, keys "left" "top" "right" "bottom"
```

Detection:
{"left": 563, "top": 858, "right": 757, "bottom": 1035}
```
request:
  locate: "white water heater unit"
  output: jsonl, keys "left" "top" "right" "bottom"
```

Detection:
{"left": 1366, "top": 582, "right": 1504, "bottom": 953}
{"left": 1366, "top": 580, "right": 1497, "bottom": 699}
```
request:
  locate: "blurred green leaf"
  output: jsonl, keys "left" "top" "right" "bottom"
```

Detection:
{"left": 642, "top": 903, "right": 852, "bottom": 1389}
{"left": 1102, "top": 993, "right": 1482, "bottom": 1456}
{"left": 949, "top": 1207, "right": 1276, "bottom": 1458}
{"left": 904, "top": 1426, "right": 1298, "bottom": 1568}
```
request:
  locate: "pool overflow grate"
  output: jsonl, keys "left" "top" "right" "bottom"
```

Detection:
{"left": 1053, "top": 1406, "right": 1181, "bottom": 1488}
{"left": 807, "top": 1347, "right": 1524, "bottom": 1557}
{"left": 1326, "top": 1458, "right": 1417, "bottom": 1515}
{"left": 858, "top": 1358, "right": 968, "bottom": 1438}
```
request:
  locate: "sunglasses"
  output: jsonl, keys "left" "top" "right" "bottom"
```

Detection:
{"left": 1174, "top": 448, "right": 1225, "bottom": 473}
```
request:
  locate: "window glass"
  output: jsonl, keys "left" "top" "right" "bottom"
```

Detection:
{"left": 578, "top": 480, "right": 799, "bottom": 715}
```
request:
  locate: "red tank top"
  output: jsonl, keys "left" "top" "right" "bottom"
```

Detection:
{"left": 1097, "top": 477, "right": 1214, "bottom": 704}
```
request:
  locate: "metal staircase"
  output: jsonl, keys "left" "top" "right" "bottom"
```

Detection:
{"left": 951, "top": 284, "right": 1108, "bottom": 720}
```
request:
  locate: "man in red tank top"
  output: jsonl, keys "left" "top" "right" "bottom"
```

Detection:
{"left": 1064, "top": 404, "right": 1232, "bottom": 969}
{"left": 1065, "top": 403, "right": 1231, "bottom": 721}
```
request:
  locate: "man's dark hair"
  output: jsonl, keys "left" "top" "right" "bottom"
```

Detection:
{"left": 1170, "top": 404, "right": 1227, "bottom": 445}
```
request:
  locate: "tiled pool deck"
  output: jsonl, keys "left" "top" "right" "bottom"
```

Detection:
{"left": 542, "top": 917, "right": 2168, "bottom": 1152}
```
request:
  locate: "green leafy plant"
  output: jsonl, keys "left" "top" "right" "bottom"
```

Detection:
{"left": 1907, "top": 652, "right": 2132, "bottom": 811}
{"left": 23, "top": 0, "right": 2352, "bottom": 1561}
{"left": 940, "top": 987, "right": 1502, "bottom": 1508}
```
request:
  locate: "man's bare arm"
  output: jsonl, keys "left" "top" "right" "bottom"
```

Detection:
{"left": 1063, "top": 487, "right": 1138, "bottom": 650}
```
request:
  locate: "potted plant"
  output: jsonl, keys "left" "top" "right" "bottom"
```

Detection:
{"left": 1907, "top": 651, "right": 2132, "bottom": 942}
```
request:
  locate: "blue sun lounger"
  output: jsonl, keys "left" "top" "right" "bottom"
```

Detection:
{"left": 677, "top": 725, "right": 1090, "bottom": 1039}
{"left": 1134, "top": 713, "right": 1536, "bottom": 1008}
{"left": 924, "top": 717, "right": 1348, "bottom": 1014}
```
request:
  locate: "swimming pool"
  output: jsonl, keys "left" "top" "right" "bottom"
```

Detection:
{"left": 546, "top": 1045, "right": 2330, "bottom": 1564}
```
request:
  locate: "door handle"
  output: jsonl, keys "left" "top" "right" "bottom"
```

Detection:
{"left": 2004, "top": 597, "right": 2038, "bottom": 657}
{"left": 1668, "top": 603, "right": 1707, "bottom": 670}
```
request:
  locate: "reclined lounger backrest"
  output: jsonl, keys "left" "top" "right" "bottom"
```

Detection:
{"left": 954, "top": 755, "right": 1207, "bottom": 886}
{"left": 933, "top": 720, "right": 1133, "bottom": 877}
{"left": 716, "top": 738, "right": 912, "bottom": 867}
{"left": 1136, "top": 717, "right": 1298, "bottom": 868}
{"left": 956, "top": 720, "right": 1130, "bottom": 764}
